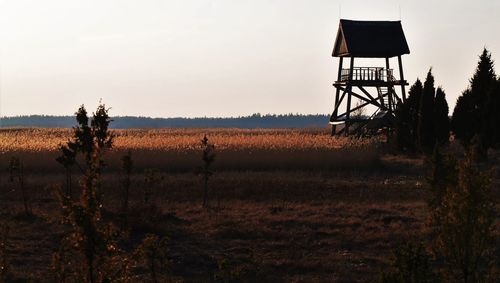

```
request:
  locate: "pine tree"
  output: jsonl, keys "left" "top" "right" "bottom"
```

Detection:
{"left": 451, "top": 48, "right": 496, "bottom": 148}
{"left": 451, "top": 90, "right": 475, "bottom": 145}
{"left": 395, "top": 100, "right": 412, "bottom": 152}
{"left": 470, "top": 49, "right": 496, "bottom": 109}
{"left": 199, "top": 135, "right": 215, "bottom": 208}
{"left": 484, "top": 78, "right": 500, "bottom": 147}
{"left": 395, "top": 79, "right": 422, "bottom": 153}
{"left": 433, "top": 87, "right": 450, "bottom": 146}
{"left": 408, "top": 79, "right": 423, "bottom": 145}
{"left": 418, "top": 69, "right": 436, "bottom": 154}
{"left": 55, "top": 103, "right": 117, "bottom": 282}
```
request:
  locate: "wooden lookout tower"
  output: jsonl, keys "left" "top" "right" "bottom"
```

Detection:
{"left": 330, "top": 19, "right": 410, "bottom": 135}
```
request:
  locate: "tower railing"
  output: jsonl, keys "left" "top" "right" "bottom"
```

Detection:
{"left": 339, "top": 67, "right": 394, "bottom": 82}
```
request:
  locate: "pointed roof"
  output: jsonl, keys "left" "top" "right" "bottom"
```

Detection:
{"left": 332, "top": 19, "right": 410, "bottom": 58}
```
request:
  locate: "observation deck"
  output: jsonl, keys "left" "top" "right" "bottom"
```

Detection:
{"left": 334, "top": 67, "right": 407, "bottom": 87}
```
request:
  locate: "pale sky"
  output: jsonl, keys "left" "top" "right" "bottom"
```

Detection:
{"left": 0, "top": 0, "right": 499, "bottom": 118}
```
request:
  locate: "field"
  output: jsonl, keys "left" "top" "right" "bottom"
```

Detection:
{"left": 0, "top": 128, "right": 497, "bottom": 282}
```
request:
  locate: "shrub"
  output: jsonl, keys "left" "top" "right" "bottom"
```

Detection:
{"left": 378, "top": 241, "right": 441, "bottom": 283}
{"left": 214, "top": 258, "right": 245, "bottom": 283}
{"left": 0, "top": 224, "right": 10, "bottom": 283}
{"left": 121, "top": 151, "right": 133, "bottom": 229}
{"left": 56, "top": 141, "right": 77, "bottom": 198}
{"left": 428, "top": 146, "right": 457, "bottom": 211}
{"left": 198, "top": 135, "right": 216, "bottom": 208}
{"left": 8, "top": 157, "right": 31, "bottom": 216}
{"left": 143, "top": 169, "right": 164, "bottom": 208}
{"left": 431, "top": 153, "right": 495, "bottom": 282}
{"left": 134, "top": 234, "right": 170, "bottom": 283}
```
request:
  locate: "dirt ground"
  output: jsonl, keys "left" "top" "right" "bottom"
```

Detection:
{"left": 0, "top": 130, "right": 498, "bottom": 282}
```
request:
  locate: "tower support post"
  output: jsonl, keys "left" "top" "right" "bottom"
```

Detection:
{"left": 385, "top": 57, "right": 393, "bottom": 112}
{"left": 398, "top": 55, "right": 406, "bottom": 101}
{"left": 344, "top": 57, "right": 354, "bottom": 136}
{"left": 331, "top": 57, "right": 344, "bottom": 135}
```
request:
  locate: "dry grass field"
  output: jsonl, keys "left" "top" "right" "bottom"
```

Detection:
{"left": 0, "top": 128, "right": 497, "bottom": 282}
{"left": 0, "top": 128, "right": 382, "bottom": 172}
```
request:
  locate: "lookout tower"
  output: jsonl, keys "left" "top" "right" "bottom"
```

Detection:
{"left": 330, "top": 19, "right": 410, "bottom": 135}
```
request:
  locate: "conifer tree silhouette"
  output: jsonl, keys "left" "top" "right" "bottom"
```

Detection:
{"left": 433, "top": 87, "right": 450, "bottom": 146}
{"left": 56, "top": 103, "right": 115, "bottom": 283}
{"left": 395, "top": 79, "right": 422, "bottom": 152}
{"left": 199, "top": 135, "right": 215, "bottom": 208}
{"left": 452, "top": 48, "right": 497, "bottom": 157}
{"left": 418, "top": 69, "right": 436, "bottom": 154}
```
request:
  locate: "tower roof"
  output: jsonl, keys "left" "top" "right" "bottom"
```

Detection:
{"left": 332, "top": 19, "right": 410, "bottom": 58}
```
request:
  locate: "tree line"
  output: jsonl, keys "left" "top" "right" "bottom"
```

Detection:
{"left": 0, "top": 114, "right": 329, "bottom": 129}
{"left": 396, "top": 48, "right": 500, "bottom": 158}
{"left": 383, "top": 48, "right": 498, "bottom": 282}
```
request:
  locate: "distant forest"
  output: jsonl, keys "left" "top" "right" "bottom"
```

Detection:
{"left": 0, "top": 114, "right": 330, "bottom": 129}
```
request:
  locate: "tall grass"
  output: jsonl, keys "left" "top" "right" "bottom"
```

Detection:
{"left": 0, "top": 128, "right": 382, "bottom": 173}
{"left": 0, "top": 128, "right": 378, "bottom": 152}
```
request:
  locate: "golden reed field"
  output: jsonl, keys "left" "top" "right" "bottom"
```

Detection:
{"left": 0, "top": 128, "right": 375, "bottom": 151}
{"left": 0, "top": 128, "right": 382, "bottom": 172}
{"left": 0, "top": 128, "right": 497, "bottom": 282}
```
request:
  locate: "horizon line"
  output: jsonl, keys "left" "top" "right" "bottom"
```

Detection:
{"left": 0, "top": 113, "right": 330, "bottom": 119}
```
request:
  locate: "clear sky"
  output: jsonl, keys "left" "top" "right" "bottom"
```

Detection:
{"left": 0, "top": 0, "right": 499, "bottom": 117}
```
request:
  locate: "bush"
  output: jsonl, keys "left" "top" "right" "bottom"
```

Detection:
{"left": 134, "top": 234, "right": 170, "bottom": 283}
{"left": 198, "top": 135, "right": 216, "bottom": 208}
{"left": 0, "top": 224, "right": 10, "bottom": 283}
{"left": 431, "top": 153, "right": 495, "bottom": 282}
{"left": 378, "top": 241, "right": 441, "bottom": 283}
{"left": 8, "top": 157, "right": 31, "bottom": 217}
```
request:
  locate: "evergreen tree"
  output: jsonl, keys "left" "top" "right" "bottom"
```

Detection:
{"left": 451, "top": 90, "right": 475, "bottom": 145}
{"left": 395, "top": 79, "right": 422, "bottom": 153}
{"left": 395, "top": 100, "right": 412, "bottom": 152}
{"left": 56, "top": 103, "right": 116, "bottom": 282}
{"left": 418, "top": 69, "right": 436, "bottom": 154}
{"left": 470, "top": 49, "right": 496, "bottom": 110}
{"left": 433, "top": 87, "right": 450, "bottom": 146}
{"left": 484, "top": 78, "right": 500, "bottom": 147}
{"left": 451, "top": 48, "right": 496, "bottom": 148}
{"left": 408, "top": 79, "right": 423, "bottom": 145}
